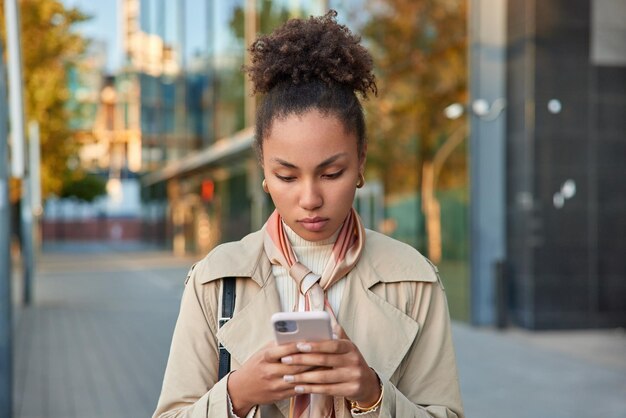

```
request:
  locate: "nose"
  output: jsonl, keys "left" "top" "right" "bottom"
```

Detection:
{"left": 298, "top": 179, "right": 323, "bottom": 210}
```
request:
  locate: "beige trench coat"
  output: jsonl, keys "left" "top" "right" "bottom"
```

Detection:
{"left": 153, "top": 228, "right": 464, "bottom": 418}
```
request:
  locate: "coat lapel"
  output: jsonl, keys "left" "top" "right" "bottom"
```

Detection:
{"left": 337, "top": 262, "right": 420, "bottom": 383}
{"left": 199, "top": 229, "right": 279, "bottom": 368}
{"left": 216, "top": 255, "right": 281, "bottom": 367}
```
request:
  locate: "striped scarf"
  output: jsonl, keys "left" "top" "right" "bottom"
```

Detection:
{"left": 263, "top": 208, "right": 365, "bottom": 418}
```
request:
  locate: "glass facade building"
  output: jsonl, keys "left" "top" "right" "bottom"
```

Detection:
{"left": 504, "top": 0, "right": 626, "bottom": 328}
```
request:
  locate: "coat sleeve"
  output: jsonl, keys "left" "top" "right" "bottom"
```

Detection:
{"left": 377, "top": 280, "right": 464, "bottom": 418}
{"left": 152, "top": 263, "right": 258, "bottom": 418}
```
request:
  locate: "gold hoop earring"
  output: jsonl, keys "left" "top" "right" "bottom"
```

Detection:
{"left": 262, "top": 179, "right": 269, "bottom": 193}
{"left": 356, "top": 173, "right": 365, "bottom": 189}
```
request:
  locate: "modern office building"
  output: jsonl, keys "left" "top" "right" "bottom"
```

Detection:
{"left": 471, "top": 0, "right": 626, "bottom": 329}
{"left": 504, "top": 0, "right": 626, "bottom": 328}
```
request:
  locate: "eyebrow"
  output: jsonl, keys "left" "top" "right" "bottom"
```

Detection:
{"left": 271, "top": 153, "right": 348, "bottom": 169}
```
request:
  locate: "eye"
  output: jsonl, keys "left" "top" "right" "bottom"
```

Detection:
{"left": 323, "top": 170, "right": 344, "bottom": 179}
{"left": 275, "top": 173, "right": 296, "bottom": 182}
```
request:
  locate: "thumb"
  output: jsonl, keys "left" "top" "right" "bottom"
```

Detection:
{"left": 332, "top": 323, "right": 349, "bottom": 340}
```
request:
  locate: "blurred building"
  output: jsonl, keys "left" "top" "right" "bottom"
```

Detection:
{"left": 471, "top": 0, "right": 626, "bottom": 329}
{"left": 503, "top": 0, "right": 626, "bottom": 328}
{"left": 43, "top": 39, "right": 143, "bottom": 241}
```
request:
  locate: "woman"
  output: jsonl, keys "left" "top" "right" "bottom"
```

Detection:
{"left": 154, "top": 11, "right": 464, "bottom": 418}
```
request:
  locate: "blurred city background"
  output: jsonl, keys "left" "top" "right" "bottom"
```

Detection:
{"left": 0, "top": 0, "right": 625, "bottom": 417}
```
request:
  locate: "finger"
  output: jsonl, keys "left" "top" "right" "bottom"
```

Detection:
{"left": 332, "top": 323, "right": 349, "bottom": 340}
{"left": 264, "top": 342, "right": 303, "bottom": 362}
{"left": 292, "top": 339, "right": 352, "bottom": 355}
{"left": 283, "top": 368, "right": 351, "bottom": 385}
{"left": 255, "top": 365, "right": 314, "bottom": 392}
{"left": 281, "top": 353, "right": 346, "bottom": 368}
{"left": 269, "top": 363, "right": 319, "bottom": 377}
{"left": 293, "top": 382, "right": 355, "bottom": 398}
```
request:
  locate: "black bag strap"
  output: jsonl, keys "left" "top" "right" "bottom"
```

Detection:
{"left": 218, "top": 277, "right": 236, "bottom": 380}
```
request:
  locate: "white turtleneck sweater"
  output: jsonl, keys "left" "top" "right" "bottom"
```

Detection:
{"left": 273, "top": 222, "right": 346, "bottom": 313}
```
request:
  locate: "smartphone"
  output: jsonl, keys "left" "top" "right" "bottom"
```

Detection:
{"left": 271, "top": 311, "right": 333, "bottom": 345}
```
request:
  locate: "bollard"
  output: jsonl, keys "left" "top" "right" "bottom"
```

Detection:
{"left": 495, "top": 259, "right": 508, "bottom": 329}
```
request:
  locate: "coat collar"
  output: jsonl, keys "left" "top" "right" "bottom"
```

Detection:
{"left": 198, "top": 228, "right": 438, "bottom": 288}
{"left": 206, "top": 227, "right": 437, "bottom": 403}
{"left": 198, "top": 229, "right": 269, "bottom": 287}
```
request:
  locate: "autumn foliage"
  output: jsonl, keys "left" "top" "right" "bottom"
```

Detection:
{"left": 357, "top": 0, "right": 468, "bottom": 195}
{"left": 1, "top": 0, "right": 89, "bottom": 199}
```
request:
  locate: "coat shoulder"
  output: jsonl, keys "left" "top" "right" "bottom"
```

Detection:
{"left": 361, "top": 229, "right": 439, "bottom": 284}
{"left": 193, "top": 230, "right": 266, "bottom": 284}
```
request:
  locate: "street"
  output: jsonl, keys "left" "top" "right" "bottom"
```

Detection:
{"left": 11, "top": 243, "right": 626, "bottom": 418}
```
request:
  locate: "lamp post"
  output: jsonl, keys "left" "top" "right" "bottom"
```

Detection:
{"left": 4, "top": 0, "right": 34, "bottom": 306}
{"left": 0, "top": 32, "right": 13, "bottom": 418}
{"left": 422, "top": 99, "right": 505, "bottom": 264}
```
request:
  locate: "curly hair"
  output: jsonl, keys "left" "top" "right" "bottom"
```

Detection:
{"left": 244, "top": 10, "right": 377, "bottom": 161}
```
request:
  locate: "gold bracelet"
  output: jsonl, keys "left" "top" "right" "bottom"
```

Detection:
{"left": 348, "top": 382, "right": 384, "bottom": 413}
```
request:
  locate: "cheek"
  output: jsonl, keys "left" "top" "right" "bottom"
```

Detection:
{"left": 265, "top": 181, "right": 294, "bottom": 210}
{"left": 332, "top": 181, "right": 357, "bottom": 205}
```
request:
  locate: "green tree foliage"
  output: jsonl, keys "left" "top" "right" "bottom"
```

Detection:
{"left": 60, "top": 171, "right": 106, "bottom": 202}
{"left": 230, "top": 0, "right": 291, "bottom": 38}
{"left": 357, "top": 0, "right": 468, "bottom": 195}
{"left": 1, "top": 0, "right": 89, "bottom": 198}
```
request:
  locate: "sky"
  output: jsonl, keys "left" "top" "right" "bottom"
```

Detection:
{"left": 60, "top": 0, "right": 211, "bottom": 73}
{"left": 62, "top": 0, "right": 121, "bottom": 72}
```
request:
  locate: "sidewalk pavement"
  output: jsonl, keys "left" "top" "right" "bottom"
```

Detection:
{"left": 11, "top": 242, "right": 626, "bottom": 418}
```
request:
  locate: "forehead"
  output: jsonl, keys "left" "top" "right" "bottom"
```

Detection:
{"left": 263, "top": 110, "right": 358, "bottom": 164}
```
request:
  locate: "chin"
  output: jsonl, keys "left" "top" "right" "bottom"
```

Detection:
{"left": 299, "top": 228, "right": 335, "bottom": 242}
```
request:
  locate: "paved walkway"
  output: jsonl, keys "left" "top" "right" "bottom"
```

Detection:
{"left": 12, "top": 242, "right": 194, "bottom": 418}
{"left": 453, "top": 323, "right": 626, "bottom": 417}
{"left": 11, "top": 242, "right": 626, "bottom": 418}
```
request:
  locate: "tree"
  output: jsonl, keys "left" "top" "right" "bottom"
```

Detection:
{"left": 1, "top": 0, "right": 89, "bottom": 199}
{"left": 357, "top": 0, "right": 468, "bottom": 195}
{"left": 338, "top": 0, "right": 468, "bottom": 258}
{"left": 60, "top": 172, "right": 106, "bottom": 202}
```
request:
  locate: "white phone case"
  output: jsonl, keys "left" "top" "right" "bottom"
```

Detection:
{"left": 271, "top": 311, "right": 333, "bottom": 345}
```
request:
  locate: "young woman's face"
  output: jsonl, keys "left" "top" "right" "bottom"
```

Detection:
{"left": 262, "top": 109, "right": 365, "bottom": 242}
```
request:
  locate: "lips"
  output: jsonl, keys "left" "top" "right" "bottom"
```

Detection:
{"left": 298, "top": 217, "right": 329, "bottom": 232}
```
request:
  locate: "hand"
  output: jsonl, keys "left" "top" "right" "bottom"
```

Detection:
{"left": 227, "top": 342, "right": 312, "bottom": 416}
{"left": 279, "top": 324, "right": 381, "bottom": 406}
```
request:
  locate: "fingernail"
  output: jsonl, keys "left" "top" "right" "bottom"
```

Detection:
{"left": 281, "top": 356, "right": 293, "bottom": 364}
{"left": 332, "top": 333, "right": 338, "bottom": 340}
{"left": 296, "top": 343, "right": 311, "bottom": 352}
{"left": 294, "top": 386, "right": 305, "bottom": 394}
{"left": 283, "top": 375, "right": 295, "bottom": 383}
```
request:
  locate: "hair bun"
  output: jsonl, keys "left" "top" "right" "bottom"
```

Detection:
{"left": 245, "top": 10, "right": 377, "bottom": 98}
